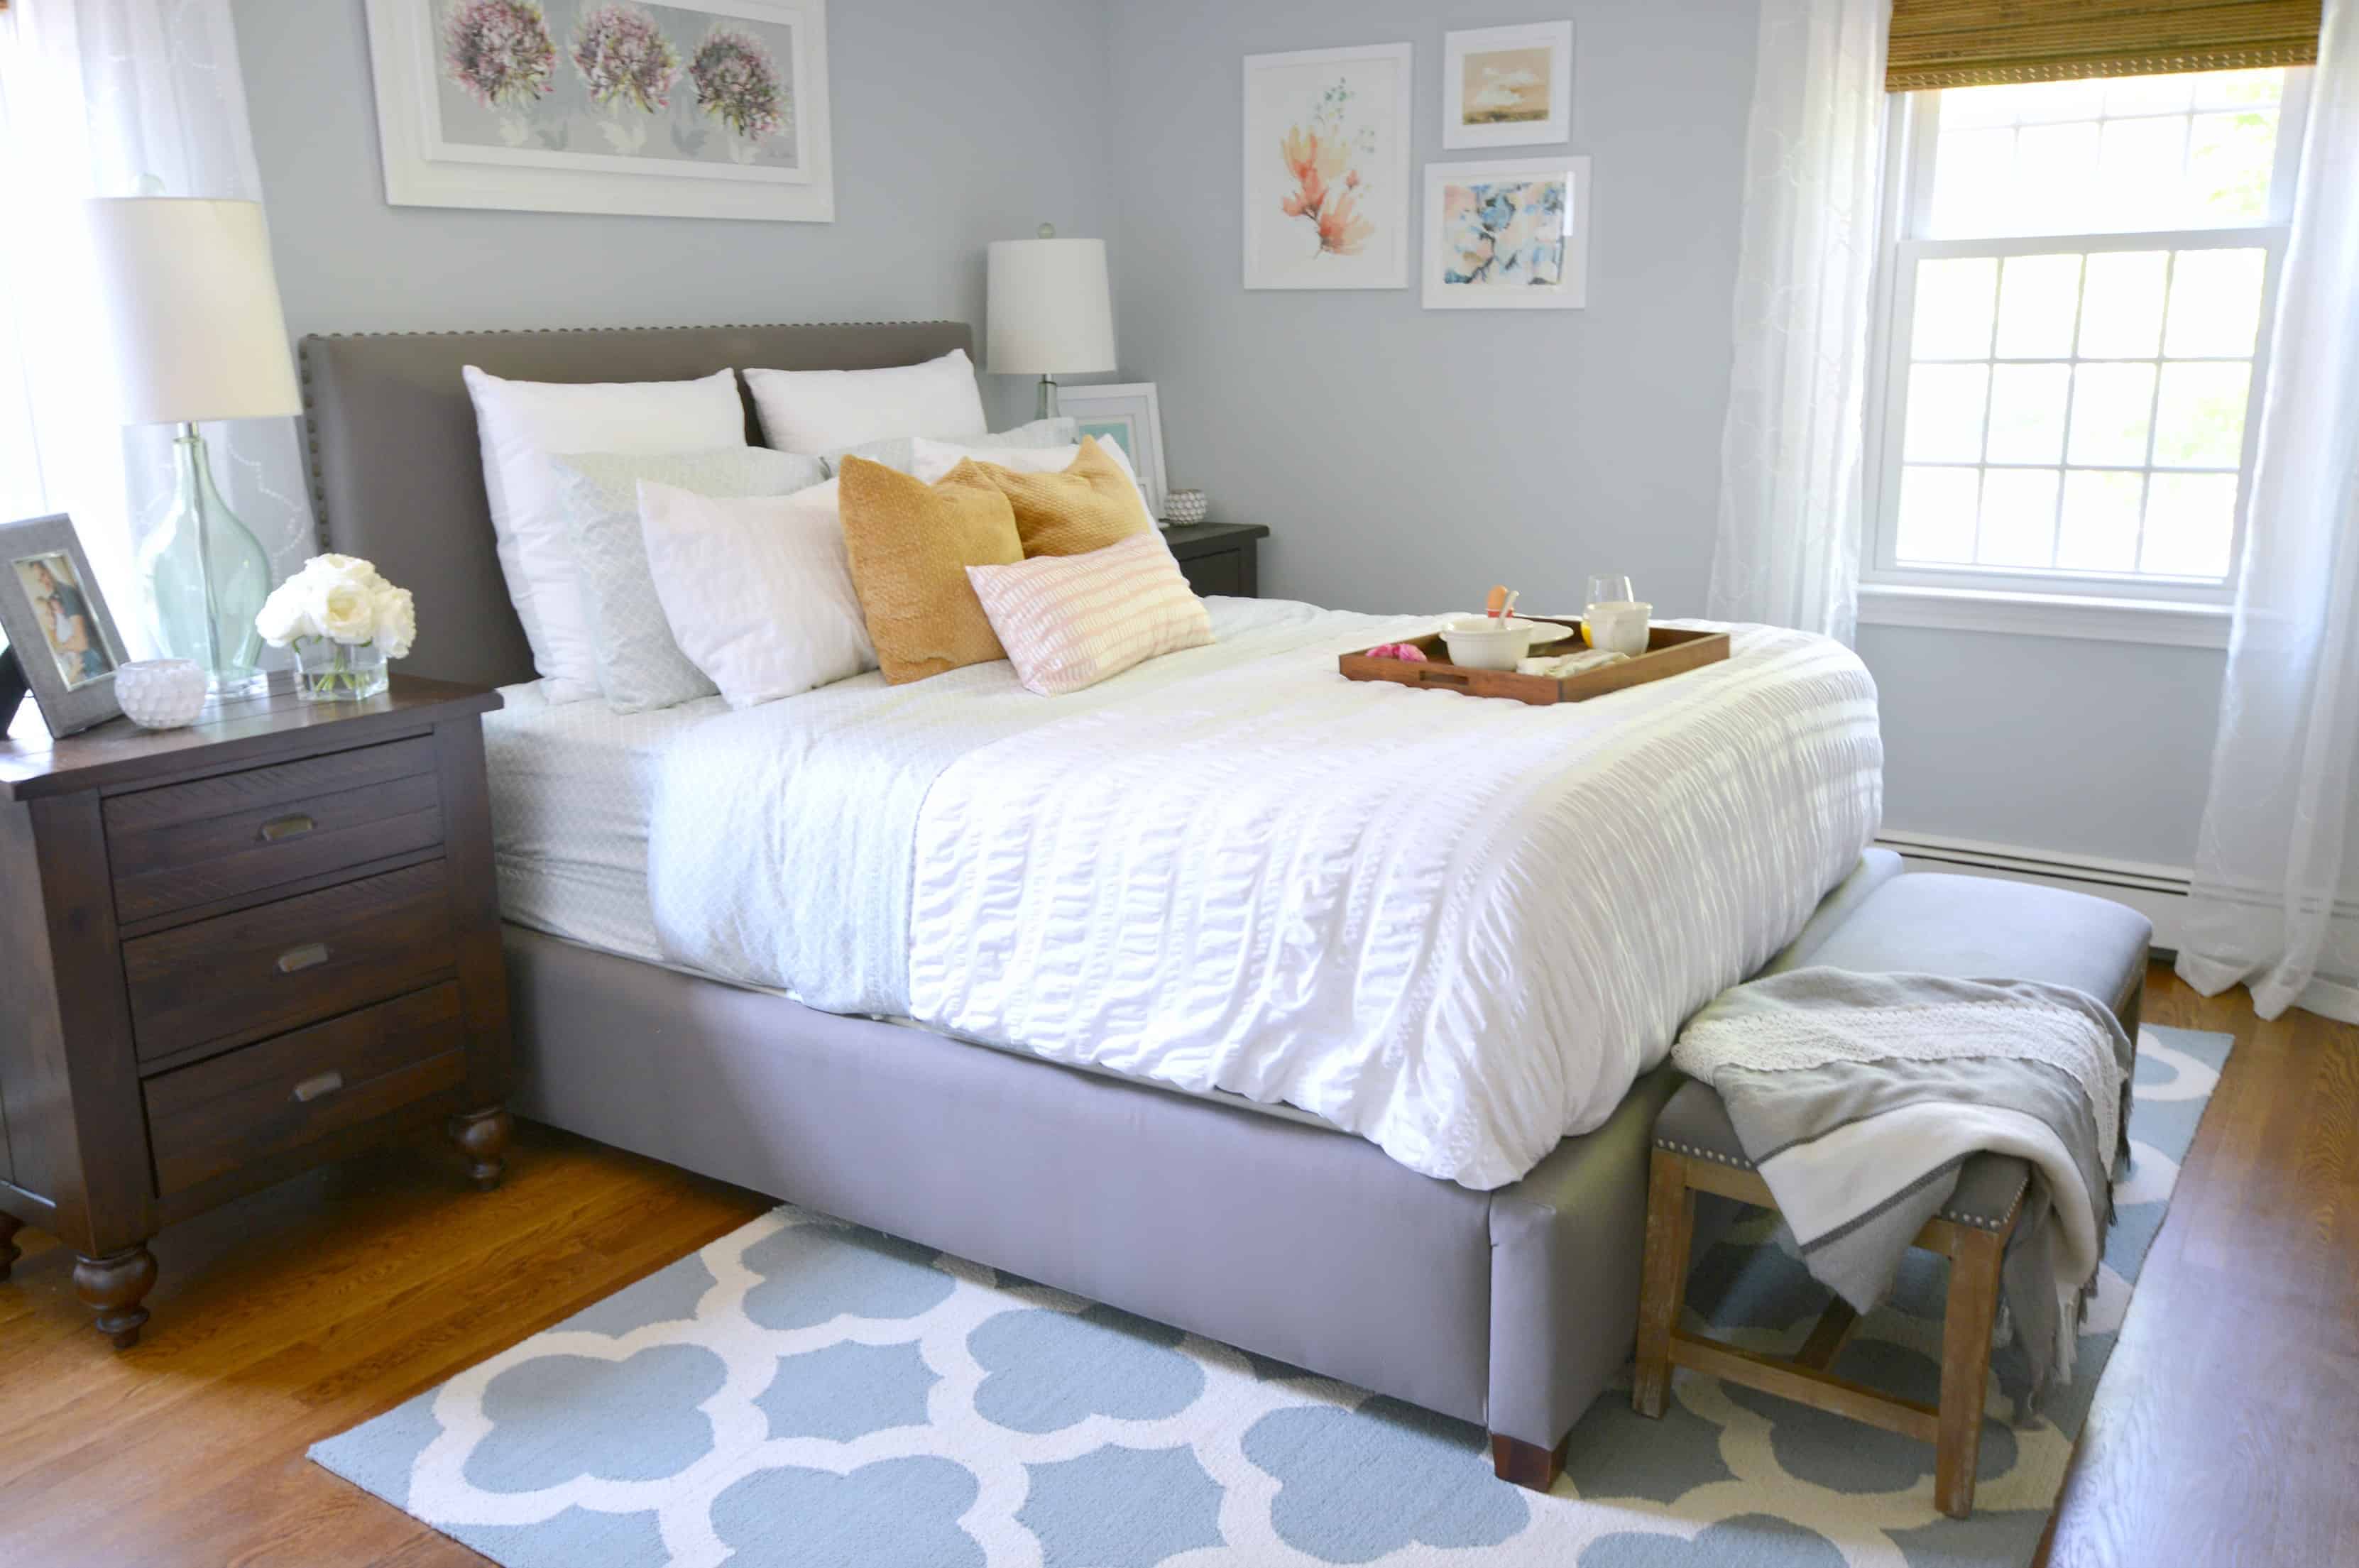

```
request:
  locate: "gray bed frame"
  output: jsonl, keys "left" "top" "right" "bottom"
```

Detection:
{"left": 300, "top": 321, "right": 1876, "bottom": 1488}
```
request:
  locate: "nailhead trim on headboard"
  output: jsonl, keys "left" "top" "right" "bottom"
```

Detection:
{"left": 295, "top": 319, "right": 969, "bottom": 558}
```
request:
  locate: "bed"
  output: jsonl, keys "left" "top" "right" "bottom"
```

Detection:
{"left": 299, "top": 320, "right": 1886, "bottom": 1486}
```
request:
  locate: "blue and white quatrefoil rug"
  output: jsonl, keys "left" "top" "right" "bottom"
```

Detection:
{"left": 314, "top": 1024, "right": 2230, "bottom": 1568}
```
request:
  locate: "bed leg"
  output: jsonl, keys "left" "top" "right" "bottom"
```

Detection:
{"left": 1631, "top": 1148, "right": 1694, "bottom": 1418}
{"left": 1489, "top": 1432, "right": 1562, "bottom": 1492}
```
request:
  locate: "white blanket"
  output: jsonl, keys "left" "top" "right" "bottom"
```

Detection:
{"left": 651, "top": 599, "right": 1881, "bottom": 1189}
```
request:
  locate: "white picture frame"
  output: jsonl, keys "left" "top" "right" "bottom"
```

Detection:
{"left": 1242, "top": 43, "right": 1412, "bottom": 290}
{"left": 363, "top": 0, "right": 834, "bottom": 222}
{"left": 1422, "top": 157, "right": 1592, "bottom": 310}
{"left": 1058, "top": 383, "right": 1169, "bottom": 520}
{"left": 1443, "top": 22, "right": 1572, "bottom": 150}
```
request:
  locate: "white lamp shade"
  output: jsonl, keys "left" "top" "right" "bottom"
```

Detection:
{"left": 987, "top": 237, "right": 1116, "bottom": 377}
{"left": 84, "top": 197, "right": 302, "bottom": 424}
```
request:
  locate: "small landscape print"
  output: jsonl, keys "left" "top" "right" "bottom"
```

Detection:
{"left": 434, "top": 0, "right": 803, "bottom": 175}
{"left": 1440, "top": 178, "right": 1567, "bottom": 289}
{"left": 12, "top": 552, "right": 115, "bottom": 691}
{"left": 1460, "top": 45, "right": 1551, "bottom": 126}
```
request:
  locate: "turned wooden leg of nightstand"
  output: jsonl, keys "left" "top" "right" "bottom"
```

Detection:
{"left": 450, "top": 1106, "right": 514, "bottom": 1192}
{"left": 0, "top": 1214, "right": 23, "bottom": 1281}
{"left": 74, "top": 1246, "right": 158, "bottom": 1349}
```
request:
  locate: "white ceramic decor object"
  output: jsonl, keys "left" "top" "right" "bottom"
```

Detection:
{"left": 114, "top": 659, "right": 209, "bottom": 729}
{"left": 1440, "top": 617, "right": 1545, "bottom": 671}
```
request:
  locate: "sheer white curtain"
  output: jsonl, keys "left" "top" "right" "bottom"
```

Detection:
{"left": 1707, "top": 0, "right": 1888, "bottom": 645}
{"left": 2177, "top": 1, "right": 2359, "bottom": 1024}
{"left": 0, "top": 0, "right": 313, "bottom": 653}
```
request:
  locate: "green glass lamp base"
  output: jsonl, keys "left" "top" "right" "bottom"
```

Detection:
{"left": 141, "top": 426, "right": 272, "bottom": 696}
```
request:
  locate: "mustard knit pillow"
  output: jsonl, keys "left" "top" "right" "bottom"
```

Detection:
{"left": 943, "top": 436, "right": 1154, "bottom": 558}
{"left": 837, "top": 456, "right": 1023, "bottom": 684}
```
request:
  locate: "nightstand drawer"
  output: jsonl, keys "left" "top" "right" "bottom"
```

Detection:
{"left": 105, "top": 735, "right": 444, "bottom": 923}
{"left": 123, "top": 860, "right": 458, "bottom": 1063}
{"left": 143, "top": 982, "right": 468, "bottom": 1197}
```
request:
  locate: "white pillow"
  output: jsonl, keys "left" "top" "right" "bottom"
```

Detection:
{"left": 637, "top": 477, "right": 877, "bottom": 709}
{"left": 907, "top": 435, "right": 1155, "bottom": 520}
{"left": 743, "top": 349, "right": 988, "bottom": 454}
{"left": 462, "top": 366, "right": 746, "bottom": 698}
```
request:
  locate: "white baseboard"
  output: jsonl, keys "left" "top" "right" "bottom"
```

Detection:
{"left": 1873, "top": 829, "right": 2190, "bottom": 955}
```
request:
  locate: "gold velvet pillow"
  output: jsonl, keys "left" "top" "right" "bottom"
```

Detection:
{"left": 943, "top": 436, "right": 1154, "bottom": 558}
{"left": 837, "top": 455, "right": 1024, "bottom": 684}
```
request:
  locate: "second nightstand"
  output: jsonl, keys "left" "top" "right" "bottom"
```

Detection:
{"left": 1163, "top": 522, "right": 1269, "bottom": 598}
{"left": 0, "top": 676, "right": 513, "bottom": 1347}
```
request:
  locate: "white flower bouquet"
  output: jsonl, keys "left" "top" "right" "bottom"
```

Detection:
{"left": 255, "top": 554, "right": 416, "bottom": 701}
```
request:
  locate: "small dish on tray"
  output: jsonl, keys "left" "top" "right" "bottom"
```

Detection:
{"left": 1439, "top": 616, "right": 1575, "bottom": 670}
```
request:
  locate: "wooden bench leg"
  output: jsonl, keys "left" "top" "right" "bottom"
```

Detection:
{"left": 1631, "top": 1149, "right": 1696, "bottom": 1418}
{"left": 1935, "top": 1225, "right": 2005, "bottom": 1518}
{"left": 1489, "top": 1433, "right": 1562, "bottom": 1491}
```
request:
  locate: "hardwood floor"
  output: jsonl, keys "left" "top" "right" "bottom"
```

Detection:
{"left": 0, "top": 961, "right": 2349, "bottom": 1566}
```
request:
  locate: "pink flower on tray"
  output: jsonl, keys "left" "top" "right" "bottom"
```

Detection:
{"left": 1365, "top": 642, "right": 1428, "bottom": 662}
{"left": 444, "top": 0, "right": 558, "bottom": 110}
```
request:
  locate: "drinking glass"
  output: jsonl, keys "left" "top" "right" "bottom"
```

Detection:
{"left": 1585, "top": 573, "right": 1635, "bottom": 609}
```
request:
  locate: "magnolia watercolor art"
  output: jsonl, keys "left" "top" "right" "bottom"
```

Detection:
{"left": 1242, "top": 43, "right": 1410, "bottom": 290}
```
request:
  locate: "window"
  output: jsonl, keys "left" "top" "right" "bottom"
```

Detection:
{"left": 1865, "top": 68, "right": 2311, "bottom": 618}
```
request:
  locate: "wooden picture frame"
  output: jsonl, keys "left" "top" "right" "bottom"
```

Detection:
{"left": 0, "top": 514, "right": 130, "bottom": 738}
{"left": 363, "top": 0, "right": 834, "bottom": 222}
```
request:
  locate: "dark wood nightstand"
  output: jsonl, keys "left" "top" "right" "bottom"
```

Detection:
{"left": 1164, "top": 522, "right": 1269, "bottom": 598}
{"left": 0, "top": 676, "right": 513, "bottom": 1347}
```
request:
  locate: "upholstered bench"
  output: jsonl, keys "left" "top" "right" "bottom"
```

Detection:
{"left": 1631, "top": 872, "right": 2152, "bottom": 1518}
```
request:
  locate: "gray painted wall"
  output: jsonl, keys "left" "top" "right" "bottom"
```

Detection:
{"left": 231, "top": 0, "right": 1117, "bottom": 429}
{"left": 1104, "top": 0, "right": 1756, "bottom": 621}
{"left": 1103, "top": 0, "right": 2222, "bottom": 871}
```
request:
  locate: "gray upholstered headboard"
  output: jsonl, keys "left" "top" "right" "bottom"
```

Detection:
{"left": 299, "top": 320, "right": 974, "bottom": 689}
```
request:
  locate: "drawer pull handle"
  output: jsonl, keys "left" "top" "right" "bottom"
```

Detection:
{"left": 275, "top": 942, "right": 331, "bottom": 975}
{"left": 290, "top": 1070, "right": 344, "bottom": 1104}
{"left": 259, "top": 813, "right": 317, "bottom": 843}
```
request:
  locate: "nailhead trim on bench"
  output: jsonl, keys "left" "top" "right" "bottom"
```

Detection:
{"left": 1653, "top": 1135, "right": 2020, "bottom": 1228}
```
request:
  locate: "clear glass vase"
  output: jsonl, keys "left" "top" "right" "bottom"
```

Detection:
{"left": 138, "top": 426, "right": 270, "bottom": 697}
{"left": 292, "top": 637, "right": 389, "bottom": 702}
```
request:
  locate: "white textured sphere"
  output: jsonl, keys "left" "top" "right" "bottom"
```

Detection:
{"left": 116, "top": 659, "right": 209, "bottom": 730}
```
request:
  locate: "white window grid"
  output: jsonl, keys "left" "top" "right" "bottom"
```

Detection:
{"left": 1863, "top": 72, "right": 2312, "bottom": 605}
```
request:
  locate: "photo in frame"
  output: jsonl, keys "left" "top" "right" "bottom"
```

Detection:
{"left": 1443, "top": 22, "right": 1572, "bottom": 150}
{"left": 1242, "top": 43, "right": 1412, "bottom": 291}
{"left": 364, "top": 0, "right": 834, "bottom": 221}
{"left": 1057, "top": 383, "right": 1169, "bottom": 521}
{"left": 1422, "top": 157, "right": 1591, "bottom": 310}
{"left": 0, "top": 515, "right": 130, "bottom": 738}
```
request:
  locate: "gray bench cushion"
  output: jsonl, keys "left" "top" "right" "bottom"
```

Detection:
{"left": 1656, "top": 872, "right": 2155, "bottom": 1231}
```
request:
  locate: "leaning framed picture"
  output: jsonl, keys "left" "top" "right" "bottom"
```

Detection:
{"left": 1443, "top": 22, "right": 1572, "bottom": 150}
{"left": 0, "top": 515, "right": 129, "bottom": 738}
{"left": 1057, "top": 383, "right": 1169, "bottom": 520}
{"left": 1242, "top": 43, "right": 1412, "bottom": 290}
{"left": 363, "top": 0, "right": 834, "bottom": 222}
{"left": 1422, "top": 157, "right": 1591, "bottom": 310}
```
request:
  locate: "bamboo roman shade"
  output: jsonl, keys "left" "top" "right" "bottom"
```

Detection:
{"left": 1888, "top": 1, "right": 2323, "bottom": 90}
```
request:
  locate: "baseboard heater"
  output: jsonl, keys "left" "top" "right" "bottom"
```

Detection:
{"left": 1873, "top": 830, "right": 2190, "bottom": 958}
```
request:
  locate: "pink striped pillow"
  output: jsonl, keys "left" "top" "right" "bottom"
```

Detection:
{"left": 965, "top": 530, "right": 1214, "bottom": 695}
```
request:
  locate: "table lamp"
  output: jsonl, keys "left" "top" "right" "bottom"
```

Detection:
{"left": 84, "top": 197, "right": 302, "bottom": 698}
{"left": 987, "top": 226, "right": 1116, "bottom": 420}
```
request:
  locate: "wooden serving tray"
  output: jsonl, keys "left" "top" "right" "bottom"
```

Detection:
{"left": 1339, "top": 624, "right": 1731, "bottom": 706}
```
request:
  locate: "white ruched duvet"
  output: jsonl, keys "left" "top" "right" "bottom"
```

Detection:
{"left": 650, "top": 599, "right": 1881, "bottom": 1189}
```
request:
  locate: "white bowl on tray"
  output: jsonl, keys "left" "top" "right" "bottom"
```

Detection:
{"left": 1438, "top": 617, "right": 1575, "bottom": 671}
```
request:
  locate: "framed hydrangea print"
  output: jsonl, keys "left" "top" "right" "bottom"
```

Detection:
{"left": 1421, "top": 157, "right": 1590, "bottom": 310}
{"left": 364, "top": 0, "right": 834, "bottom": 221}
{"left": 1242, "top": 43, "right": 1411, "bottom": 290}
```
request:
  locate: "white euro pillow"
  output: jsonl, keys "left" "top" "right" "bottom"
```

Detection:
{"left": 743, "top": 349, "right": 989, "bottom": 454}
{"left": 462, "top": 366, "right": 746, "bottom": 699}
{"left": 637, "top": 477, "right": 877, "bottom": 709}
